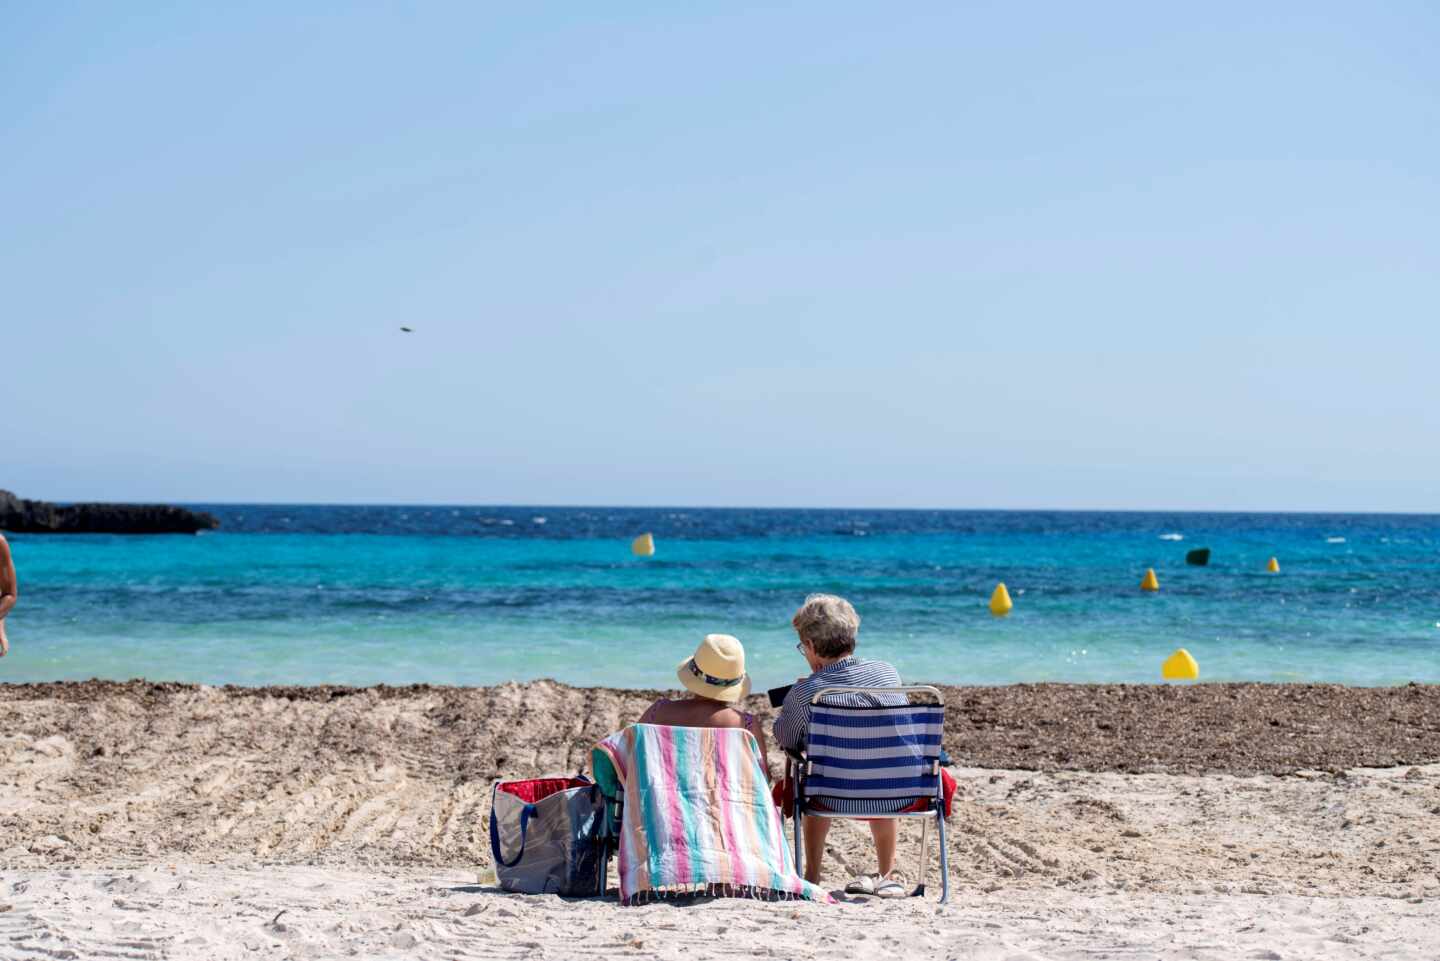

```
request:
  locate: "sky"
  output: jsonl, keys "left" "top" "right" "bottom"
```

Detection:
{"left": 3, "top": 2, "right": 1438, "bottom": 511}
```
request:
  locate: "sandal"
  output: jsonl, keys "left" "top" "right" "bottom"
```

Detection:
{"left": 844, "top": 874, "right": 880, "bottom": 895}
{"left": 844, "top": 873, "right": 908, "bottom": 898}
{"left": 874, "top": 877, "right": 907, "bottom": 898}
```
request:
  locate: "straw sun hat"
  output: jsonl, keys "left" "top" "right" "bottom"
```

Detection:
{"left": 677, "top": 633, "right": 751, "bottom": 703}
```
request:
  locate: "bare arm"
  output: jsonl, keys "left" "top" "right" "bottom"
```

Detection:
{"left": 747, "top": 713, "right": 772, "bottom": 781}
{"left": 0, "top": 535, "right": 15, "bottom": 619}
{"left": 0, "top": 536, "right": 14, "bottom": 656}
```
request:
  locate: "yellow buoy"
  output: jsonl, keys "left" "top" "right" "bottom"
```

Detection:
{"left": 1140, "top": 568, "right": 1160, "bottom": 592}
{"left": 989, "top": 582, "right": 1013, "bottom": 617}
{"left": 630, "top": 532, "right": 655, "bottom": 557}
{"left": 1267, "top": 556, "right": 1280, "bottom": 573}
{"left": 1161, "top": 648, "right": 1200, "bottom": 681}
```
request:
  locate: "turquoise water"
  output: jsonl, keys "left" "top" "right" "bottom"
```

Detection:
{"left": 5, "top": 506, "right": 1438, "bottom": 688}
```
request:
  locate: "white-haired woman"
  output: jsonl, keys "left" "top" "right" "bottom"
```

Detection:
{"left": 773, "top": 594, "right": 906, "bottom": 896}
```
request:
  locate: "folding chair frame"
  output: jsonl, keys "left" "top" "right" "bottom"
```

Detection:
{"left": 597, "top": 789, "right": 622, "bottom": 898}
{"left": 784, "top": 685, "right": 950, "bottom": 903}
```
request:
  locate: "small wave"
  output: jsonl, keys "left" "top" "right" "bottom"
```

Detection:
{"left": 1158, "top": 533, "right": 1184, "bottom": 541}
{"left": 1326, "top": 536, "right": 1346, "bottom": 544}
{"left": 499, "top": 519, "right": 515, "bottom": 526}
{"left": 532, "top": 516, "right": 547, "bottom": 525}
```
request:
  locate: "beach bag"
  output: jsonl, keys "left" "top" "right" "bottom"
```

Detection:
{"left": 489, "top": 775, "right": 605, "bottom": 896}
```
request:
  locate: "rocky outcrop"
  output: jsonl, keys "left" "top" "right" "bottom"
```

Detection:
{"left": 0, "top": 490, "right": 219, "bottom": 534}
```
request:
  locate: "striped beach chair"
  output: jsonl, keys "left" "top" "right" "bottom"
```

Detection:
{"left": 785, "top": 685, "right": 951, "bottom": 902}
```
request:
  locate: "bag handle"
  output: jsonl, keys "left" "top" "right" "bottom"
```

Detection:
{"left": 488, "top": 777, "right": 595, "bottom": 870}
{"left": 490, "top": 800, "right": 538, "bottom": 869}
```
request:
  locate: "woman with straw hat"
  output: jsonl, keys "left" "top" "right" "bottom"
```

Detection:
{"left": 638, "top": 633, "right": 770, "bottom": 776}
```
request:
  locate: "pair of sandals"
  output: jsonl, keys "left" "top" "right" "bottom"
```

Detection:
{"left": 844, "top": 873, "right": 907, "bottom": 898}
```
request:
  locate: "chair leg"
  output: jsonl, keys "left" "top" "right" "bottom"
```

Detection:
{"left": 786, "top": 761, "right": 803, "bottom": 879}
{"left": 599, "top": 801, "right": 616, "bottom": 898}
{"left": 792, "top": 808, "right": 803, "bottom": 879}
{"left": 914, "top": 815, "right": 930, "bottom": 897}
{"left": 936, "top": 811, "right": 950, "bottom": 904}
{"left": 599, "top": 840, "right": 608, "bottom": 897}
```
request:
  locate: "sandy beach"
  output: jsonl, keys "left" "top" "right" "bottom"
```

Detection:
{"left": 10, "top": 0, "right": 1438, "bottom": 955}
{"left": 3, "top": 680, "right": 1438, "bottom": 959}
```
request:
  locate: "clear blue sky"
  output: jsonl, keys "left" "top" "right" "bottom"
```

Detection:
{"left": 4, "top": 3, "right": 1437, "bottom": 511}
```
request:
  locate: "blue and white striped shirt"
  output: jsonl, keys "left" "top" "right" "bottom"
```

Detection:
{"left": 773, "top": 656, "right": 903, "bottom": 751}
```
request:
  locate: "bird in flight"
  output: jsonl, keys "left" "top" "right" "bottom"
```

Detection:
{"left": 399, "top": 326, "right": 414, "bottom": 333}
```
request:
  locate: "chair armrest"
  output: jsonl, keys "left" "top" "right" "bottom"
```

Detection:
{"left": 782, "top": 746, "right": 813, "bottom": 781}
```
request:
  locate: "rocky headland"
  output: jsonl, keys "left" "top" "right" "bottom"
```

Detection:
{"left": 0, "top": 489, "right": 219, "bottom": 534}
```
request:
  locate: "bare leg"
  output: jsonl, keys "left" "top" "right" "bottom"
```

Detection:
{"left": 869, "top": 819, "right": 897, "bottom": 877}
{"left": 801, "top": 816, "right": 831, "bottom": 884}
{"left": 0, "top": 620, "right": 8, "bottom": 657}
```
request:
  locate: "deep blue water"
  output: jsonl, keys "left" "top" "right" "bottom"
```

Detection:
{"left": 5, "top": 506, "right": 1439, "bottom": 688}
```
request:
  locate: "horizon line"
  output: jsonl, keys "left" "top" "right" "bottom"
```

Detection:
{"left": 44, "top": 498, "right": 1440, "bottom": 518}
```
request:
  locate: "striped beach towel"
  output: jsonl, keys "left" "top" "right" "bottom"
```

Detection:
{"left": 592, "top": 724, "right": 831, "bottom": 905}
{"left": 804, "top": 702, "right": 944, "bottom": 808}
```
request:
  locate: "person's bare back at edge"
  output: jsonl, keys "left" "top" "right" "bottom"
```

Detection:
{"left": 0, "top": 534, "right": 16, "bottom": 656}
{"left": 639, "top": 696, "right": 771, "bottom": 775}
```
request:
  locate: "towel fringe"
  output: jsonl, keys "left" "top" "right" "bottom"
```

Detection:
{"left": 619, "top": 881, "right": 809, "bottom": 906}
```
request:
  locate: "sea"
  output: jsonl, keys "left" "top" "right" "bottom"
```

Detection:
{"left": 5, "top": 506, "right": 1439, "bottom": 689}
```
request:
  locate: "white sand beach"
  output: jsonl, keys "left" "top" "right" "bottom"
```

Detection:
{"left": 5, "top": 864, "right": 1437, "bottom": 960}
{"left": 2, "top": 681, "right": 1438, "bottom": 959}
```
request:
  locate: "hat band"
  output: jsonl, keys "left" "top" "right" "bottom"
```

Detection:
{"left": 685, "top": 658, "right": 743, "bottom": 688}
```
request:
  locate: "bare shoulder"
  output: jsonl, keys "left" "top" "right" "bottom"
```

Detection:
{"left": 711, "top": 707, "right": 748, "bottom": 729}
{"left": 0, "top": 534, "right": 9, "bottom": 560}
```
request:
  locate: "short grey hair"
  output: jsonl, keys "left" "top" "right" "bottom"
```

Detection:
{"left": 791, "top": 593, "right": 860, "bottom": 659}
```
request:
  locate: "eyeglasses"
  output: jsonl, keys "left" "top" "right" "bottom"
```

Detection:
{"left": 795, "top": 639, "right": 806, "bottom": 652}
